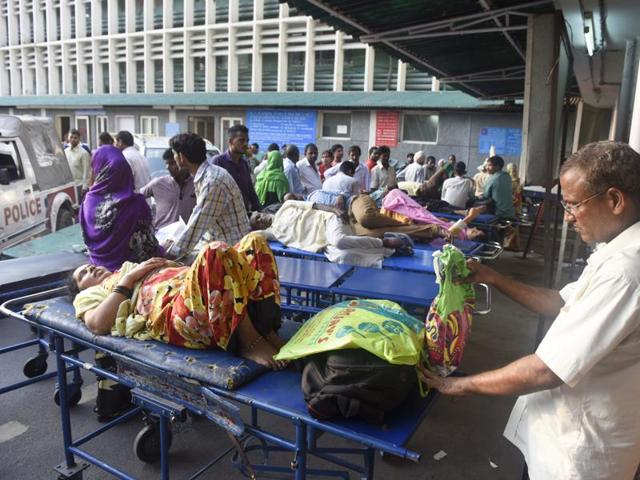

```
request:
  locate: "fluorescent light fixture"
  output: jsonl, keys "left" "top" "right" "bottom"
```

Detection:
{"left": 583, "top": 11, "right": 595, "bottom": 56}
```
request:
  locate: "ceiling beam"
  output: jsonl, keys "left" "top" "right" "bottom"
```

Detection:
{"left": 365, "top": 25, "right": 527, "bottom": 43}
{"left": 302, "top": 0, "right": 487, "bottom": 96}
{"left": 478, "top": 0, "right": 526, "bottom": 61}
{"left": 358, "top": 0, "right": 552, "bottom": 42}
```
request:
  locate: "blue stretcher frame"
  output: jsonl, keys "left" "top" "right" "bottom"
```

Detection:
{"left": 1, "top": 289, "right": 441, "bottom": 480}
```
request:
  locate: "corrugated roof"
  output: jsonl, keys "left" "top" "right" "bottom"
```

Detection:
{"left": 283, "top": 0, "right": 556, "bottom": 99}
{"left": 2, "top": 91, "right": 515, "bottom": 110}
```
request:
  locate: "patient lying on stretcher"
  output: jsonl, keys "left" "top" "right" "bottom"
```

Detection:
{"left": 70, "top": 232, "right": 288, "bottom": 370}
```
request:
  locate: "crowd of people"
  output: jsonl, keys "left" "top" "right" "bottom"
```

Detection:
{"left": 62, "top": 123, "right": 640, "bottom": 479}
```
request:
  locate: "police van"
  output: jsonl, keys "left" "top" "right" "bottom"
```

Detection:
{"left": 0, "top": 115, "right": 79, "bottom": 252}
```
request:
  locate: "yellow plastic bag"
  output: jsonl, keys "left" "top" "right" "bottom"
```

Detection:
{"left": 274, "top": 299, "right": 425, "bottom": 366}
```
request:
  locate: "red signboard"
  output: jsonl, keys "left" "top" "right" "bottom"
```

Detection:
{"left": 375, "top": 111, "right": 399, "bottom": 147}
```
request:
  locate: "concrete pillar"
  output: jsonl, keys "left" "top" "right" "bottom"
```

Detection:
{"left": 251, "top": 24, "right": 262, "bottom": 92}
{"left": 35, "top": 48, "right": 48, "bottom": 95}
{"left": 276, "top": 20, "right": 287, "bottom": 92}
{"left": 205, "top": 29, "right": 215, "bottom": 91}
{"left": 363, "top": 45, "right": 374, "bottom": 92}
{"left": 47, "top": 45, "right": 60, "bottom": 94}
{"left": 520, "top": 12, "right": 570, "bottom": 288}
{"left": 228, "top": 26, "right": 238, "bottom": 92}
{"left": 91, "top": 0, "right": 101, "bottom": 37}
{"left": 520, "top": 13, "right": 568, "bottom": 186}
{"left": 76, "top": 0, "right": 86, "bottom": 38}
{"left": 21, "top": 48, "right": 34, "bottom": 95}
{"left": 397, "top": 60, "right": 406, "bottom": 92}
{"left": 108, "top": 0, "right": 118, "bottom": 34}
{"left": 125, "top": 0, "right": 135, "bottom": 33}
{"left": 126, "top": 38, "right": 136, "bottom": 93}
{"left": 613, "top": 40, "right": 637, "bottom": 142}
{"left": 144, "top": 0, "right": 154, "bottom": 30}
{"left": 163, "top": 0, "right": 173, "bottom": 29}
{"left": 144, "top": 34, "right": 154, "bottom": 93}
{"left": 184, "top": 32, "right": 194, "bottom": 92}
{"left": 184, "top": 0, "right": 194, "bottom": 27}
{"left": 333, "top": 31, "right": 344, "bottom": 92}
{"left": 303, "top": 18, "right": 314, "bottom": 92}
{"left": 0, "top": 52, "right": 9, "bottom": 95}
{"left": 162, "top": 33, "right": 173, "bottom": 92}
{"left": 629, "top": 51, "right": 640, "bottom": 152}
{"left": 77, "top": 44, "right": 89, "bottom": 94}
{"left": 431, "top": 77, "right": 440, "bottom": 91}
{"left": 92, "top": 40, "right": 103, "bottom": 94}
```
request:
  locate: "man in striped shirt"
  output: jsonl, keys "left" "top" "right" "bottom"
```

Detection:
{"left": 165, "top": 133, "right": 250, "bottom": 259}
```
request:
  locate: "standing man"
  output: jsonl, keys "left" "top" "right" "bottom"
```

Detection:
{"left": 404, "top": 150, "right": 426, "bottom": 183}
{"left": 282, "top": 144, "right": 304, "bottom": 196}
{"left": 370, "top": 146, "right": 397, "bottom": 191}
{"left": 212, "top": 124, "right": 261, "bottom": 213}
{"left": 324, "top": 146, "right": 369, "bottom": 192}
{"left": 422, "top": 141, "right": 640, "bottom": 480}
{"left": 140, "top": 148, "right": 196, "bottom": 230}
{"left": 365, "top": 146, "right": 379, "bottom": 171}
{"left": 65, "top": 128, "right": 91, "bottom": 198}
{"left": 165, "top": 133, "right": 249, "bottom": 259}
{"left": 330, "top": 144, "right": 344, "bottom": 166}
{"left": 115, "top": 130, "right": 151, "bottom": 192}
{"left": 298, "top": 143, "right": 322, "bottom": 196}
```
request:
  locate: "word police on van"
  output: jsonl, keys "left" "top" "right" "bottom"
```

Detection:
{"left": 0, "top": 115, "right": 79, "bottom": 252}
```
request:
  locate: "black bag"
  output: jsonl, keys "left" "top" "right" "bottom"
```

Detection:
{"left": 301, "top": 349, "right": 416, "bottom": 424}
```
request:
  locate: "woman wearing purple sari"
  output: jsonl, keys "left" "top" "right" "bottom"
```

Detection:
{"left": 80, "top": 145, "right": 162, "bottom": 270}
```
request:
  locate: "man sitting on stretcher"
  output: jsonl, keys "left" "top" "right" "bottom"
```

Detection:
{"left": 70, "top": 232, "right": 288, "bottom": 370}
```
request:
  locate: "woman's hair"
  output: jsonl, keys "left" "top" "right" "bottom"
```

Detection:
{"left": 560, "top": 141, "right": 640, "bottom": 198}
{"left": 67, "top": 270, "right": 80, "bottom": 298}
{"left": 321, "top": 149, "right": 333, "bottom": 159}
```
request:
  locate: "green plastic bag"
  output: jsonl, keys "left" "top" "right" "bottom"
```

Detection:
{"left": 274, "top": 299, "right": 425, "bottom": 365}
{"left": 425, "top": 244, "right": 476, "bottom": 375}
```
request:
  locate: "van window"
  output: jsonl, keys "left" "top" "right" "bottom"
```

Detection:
{"left": 0, "top": 141, "right": 25, "bottom": 182}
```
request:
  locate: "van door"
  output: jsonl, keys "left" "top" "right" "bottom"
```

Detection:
{"left": 0, "top": 138, "right": 47, "bottom": 249}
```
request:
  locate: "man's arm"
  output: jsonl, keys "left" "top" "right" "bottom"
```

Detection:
{"left": 169, "top": 181, "right": 217, "bottom": 258}
{"left": 420, "top": 354, "right": 563, "bottom": 396}
{"left": 465, "top": 260, "right": 564, "bottom": 317}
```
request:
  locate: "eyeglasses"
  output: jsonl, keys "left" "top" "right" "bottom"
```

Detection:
{"left": 560, "top": 190, "right": 606, "bottom": 215}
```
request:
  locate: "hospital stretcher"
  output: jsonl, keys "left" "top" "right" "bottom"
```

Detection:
{"left": 269, "top": 238, "right": 502, "bottom": 275}
{"left": 1, "top": 289, "right": 442, "bottom": 480}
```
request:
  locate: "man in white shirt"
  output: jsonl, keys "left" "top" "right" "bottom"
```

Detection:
{"left": 115, "top": 130, "right": 151, "bottom": 192}
{"left": 297, "top": 143, "right": 323, "bottom": 195}
{"left": 441, "top": 161, "right": 475, "bottom": 209}
{"left": 322, "top": 161, "right": 361, "bottom": 197}
{"left": 282, "top": 144, "right": 304, "bottom": 196}
{"left": 325, "top": 146, "right": 370, "bottom": 193}
{"left": 404, "top": 150, "right": 426, "bottom": 183}
{"left": 370, "top": 146, "right": 397, "bottom": 191}
{"left": 421, "top": 141, "right": 640, "bottom": 480}
{"left": 65, "top": 129, "right": 91, "bottom": 197}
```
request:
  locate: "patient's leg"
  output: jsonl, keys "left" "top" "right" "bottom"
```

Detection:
{"left": 236, "top": 315, "right": 286, "bottom": 370}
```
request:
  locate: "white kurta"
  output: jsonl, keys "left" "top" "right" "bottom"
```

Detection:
{"left": 122, "top": 146, "right": 151, "bottom": 192}
{"left": 504, "top": 221, "right": 640, "bottom": 480}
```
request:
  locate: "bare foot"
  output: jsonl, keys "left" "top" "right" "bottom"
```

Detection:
{"left": 240, "top": 336, "right": 286, "bottom": 370}
{"left": 265, "top": 330, "right": 286, "bottom": 349}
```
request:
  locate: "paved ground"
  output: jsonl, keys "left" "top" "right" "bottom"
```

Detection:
{"left": 0, "top": 250, "right": 552, "bottom": 479}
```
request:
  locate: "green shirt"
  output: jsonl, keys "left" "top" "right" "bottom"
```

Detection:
{"left": 483, "top": 170, "right": 515, "bottom": 219}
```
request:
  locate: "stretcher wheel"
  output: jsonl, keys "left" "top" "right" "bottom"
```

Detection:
{"left": 23, "top": 354, "right": 48, "bottom": 378}
{"left": 133, "top": 423, "right": 173, "bottom": 463}
{"left": 54, "top": 384, "right": 83, "bottom": 407}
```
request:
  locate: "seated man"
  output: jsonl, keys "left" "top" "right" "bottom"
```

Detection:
{"left": 477, "top": 155, "right": 515, "bottom": 220}
{"left": 250, "top": 200, "right": 407, "bottom": 268}
{"left": 71, "top": 233, "right": 287, "bottom": 369}
{"left": 141, "top": 148, "right": 196, "bottom": 230}
{"left": 321, "top": 161, "right": 361, "bottom": 197}
{"left": 441, "top": 161, "right": 475, "bottom": 210}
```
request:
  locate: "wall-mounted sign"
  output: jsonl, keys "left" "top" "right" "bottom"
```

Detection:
{"left": 478, "top": 127, "right": 522, "bottom": 156}
{"left": 246, "top": 109, "right": 317, "bottom": 153}
{"left": 375, "top": 111, "right": 399, "bottom": 147}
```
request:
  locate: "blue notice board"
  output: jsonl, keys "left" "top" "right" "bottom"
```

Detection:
{"left": 478, "top": 127, "right": 522, "bottom": 155}
{"left": 246, "top": 110, "right": 317, "bottom": 152}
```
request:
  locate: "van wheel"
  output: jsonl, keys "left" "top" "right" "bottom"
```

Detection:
{"left": 56, "top": 206, "right": 74, "bottom": 230}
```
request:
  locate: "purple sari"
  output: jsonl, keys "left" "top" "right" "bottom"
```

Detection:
{"left": 80, "top": 145, "right": 161, "bottom": 270}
